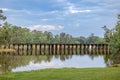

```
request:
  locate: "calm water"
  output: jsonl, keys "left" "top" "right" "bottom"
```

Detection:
{"left": 0, "top": 52, "right": 111, "bottom": 74}
{"left": 12, "top": 55, "right": 106, "bottom": 72}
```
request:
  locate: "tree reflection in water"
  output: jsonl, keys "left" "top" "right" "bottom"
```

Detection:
{"left": 0, "top": 54, "right": 73, "bottom": 73}
{"left": 0, "top": 50, "right": 118, "bottom": 74}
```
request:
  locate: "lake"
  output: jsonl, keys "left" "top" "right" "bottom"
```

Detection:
{"left": 0, "top": 50, "right": 111, "bottom": 74}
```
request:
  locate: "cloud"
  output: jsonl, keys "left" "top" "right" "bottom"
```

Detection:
{"left": 27, "top": 25, "right": 64, "bottom": 31}
{"left": 54, "top": 0, "right": 119, "bottom": 14}
{"left": 55, "top": 0, "right": 92, "bottom": 14}
{"left": 1, "top": 0, "right": 119, "bottom": 37}
{"left": 67, "top": 6, "right": 92, "bottom": 14}
{"left": 12, "top": 60, "right": 64, "bottom": 72}
{"left": 0, "top": 8, "right": 10, "bottom": 11}
{"left": 41, "top": 19, "right": 49, "bottom": 21}
{"left": 0, "top": 7, "right": 32, "bottom": 15}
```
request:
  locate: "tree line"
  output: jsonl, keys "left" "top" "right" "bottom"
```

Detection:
{"left": 0, "top": 9, "right": 105, "bottom": 45}
{"left": 0, "top": 22, "right": 105, "bottom": 45}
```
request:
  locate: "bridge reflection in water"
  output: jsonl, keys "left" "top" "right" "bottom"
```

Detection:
{"left": 0, "top": 43, "right": 109, "bottom": 55}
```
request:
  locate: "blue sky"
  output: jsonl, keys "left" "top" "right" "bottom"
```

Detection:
{"left": 0, "top": 0, "right": 120, "bottom": 37}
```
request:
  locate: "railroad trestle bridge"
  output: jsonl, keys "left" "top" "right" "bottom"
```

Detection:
{"left": 3, "top": 43, "right": 109, "bottom": 55}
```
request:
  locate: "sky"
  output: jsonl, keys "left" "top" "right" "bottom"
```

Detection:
{"left": 0, "top": 0, "right": 120, "bottom": 37}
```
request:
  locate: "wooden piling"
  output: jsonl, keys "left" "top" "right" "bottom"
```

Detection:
{"left": 9, "top": 43, "right": 109, "bottom": 55}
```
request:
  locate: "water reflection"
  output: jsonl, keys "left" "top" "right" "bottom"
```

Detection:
{"left": 12, "top": 55, "right": 106, "bottom": 72}
{"left": 0, "top": 52, "right": 111, "bottom": 74}
{"left": 0, "top": 48, "right": 109, "bottom": 55}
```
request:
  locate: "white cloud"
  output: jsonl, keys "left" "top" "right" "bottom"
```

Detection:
{"left": 68, "top": 6, "right": 92, "bottom": 14}
{"left": 0, "top": 7, "right": 32, "bottom": 15}
{"left": 27, "top": 25, "right": 64, "bottom": 31}
{"left": 0, "top": 8, "right": 10, "bottom": 11}
{"left": 54, "top": 0, "right": 119, "bottom": 14}
{"left": 56, "top": 0, "right": 67, "bottom": 3}
{"left": 12, "top": 60, "right": 64, "bottom": 72}
{"left": 58, "top": 0, "right": 92, "bottom": 14}
{"left": 41, "top": 19, "right": 49, "bottom": 21}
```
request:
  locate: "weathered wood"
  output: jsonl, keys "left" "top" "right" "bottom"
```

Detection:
{"left": 9, "top": 43, "right": 109, "bottom": 55}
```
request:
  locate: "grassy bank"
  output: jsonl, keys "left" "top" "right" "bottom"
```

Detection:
{"left": 0, "top": 68, "right": 120, "bottom": 80}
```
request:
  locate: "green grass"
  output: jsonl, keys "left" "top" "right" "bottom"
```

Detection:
{"left": 0, "top": 68, "right": 120, "bottom": 80}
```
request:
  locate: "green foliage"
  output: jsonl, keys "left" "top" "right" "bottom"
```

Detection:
{"left": 53, "top": 34, "right": 60, "bottom": 43}
{"left": 0, "top": 9, "right": 6, "bottom": 21}
{"left": 87, "top": 33, "right": 102, "bottom": 44}
{"left": 102, "top": 14, "right": 120, "bottom": 56}
{"left": 75, "top": 34, "right": 105, "bottom": 44}
{"left": 109, "top": 15, "right": 120, "bottom": 54}
{"left": 59, "top": 32, "right": 76, "bottom": 43}
{"left": 0, "top": 22, "right": 12, "bottom": 45}
{"left": 75, "top": 36, "right": 86, "bottom": 44}
{"left": 102, "top": 25, "right": 111, "bottom": 43}
{"left": 0, "top": 24, "right": 76, "bottom": 44}
{"left": 0, "top": 23, "right": 105, "bottom": 44}
{"left": 102, "top": 14, "right": 120, "bottom": 65}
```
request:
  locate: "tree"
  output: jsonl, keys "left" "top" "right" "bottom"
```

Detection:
{"left": 102, "top": 25, "right": 111, "bottom": 43}
{"left": 0, "top": 9, "right": 6, "bottom": 26}
{"left": 0, "top": 22, "right": 12, "bottom": 45}
{"left": 75, "top": 36, "right": 86, "bottom": 44}
{"left": 44, "top": 31, "right": 53, "bottom": 43}
{"left": 87, "top": 33, "right": 100, "bottom": 44}
{"left": 53, "top": 34, "right": 60, "bottom": 43}
{"left": 110, "top": 14, "right": 120, "bottom": 54}
{"left": 10, "top": 26, "right": 24, "bottom": 43}
{"left": 97, "top": 38, "right": 105, "bottom": 44}
{"left": 0, "top": 9, "right": 7, "bottom": 46}
{"left": 32, "top": 30, "right": 42, "bottom": 43}
{"left": 60, "top": 32, "right": 65, "bottom": 43}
